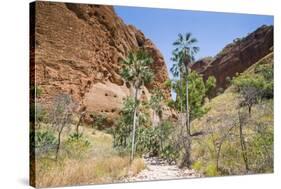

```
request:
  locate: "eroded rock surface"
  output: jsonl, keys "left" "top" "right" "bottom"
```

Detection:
{"left": 192, "top": 25, "right": 273, "bottom": 95}
{"left": 33, "top": 1, "right": 174, "bottom": 123}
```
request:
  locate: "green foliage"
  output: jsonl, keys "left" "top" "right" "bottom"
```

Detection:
{"left": 160, "top": 144, "right": 179, "bottom": 164}
{"left": 91, "top": 113, "right": 107, "bottom": 130}
{"left": 232, "top": 61, "right": 273, "bottom": 100}
{"left": 172, "top": 33, "right": 200, "bottom": 67}
{"left": 166, "top": 99, "right": 176, "bottom": 109}
{"left": 192, "top": 161, "right": 203, "bottom": 171}
{"left": 120, "top": 49, "right": 154, "bottom": 88}
{"left": 35, "top": 130, "right": 57, "bottom": 155}
{"left": 136, "top": 121, "right": 176, "bottom": 159}
{"left": 232, "top": 74, "right": 265, "bottom": 92}
{"left": 149, "top": 89, "right": 164, "bottom": 118}
{"left": 247, "top": 122, "right": 273, "bottom": 173}
{"left": 35, "top": 103, "right": 48, "bottom": 125}
{"left": 112, "top": 97, "right": 150, "bottom": 149}
{"left": 64, "top": 133, "right": 91, "bottom": 159}
{"left": 31, "top": 85, "right": 43, "bottom": 98}
{"left": 120, "top": 49, "right": 155, "bottom": 160}
{"left": 205, "top": 163, "right": 218, "bottom": 176}
{"left": 206, "top": 76, "right": 216, "bottom": 95}
{"left": 181, "top": 71, "right": 216, "bottom": 121}
{"left": 113, "top": 97, "right": 176, "bottom": 161}
{"left": 255, "top": 63, "right": 273, "bottom": 98}
{"left": 136, "top": 126, "right": 161, "bottom": 156}
{"left": 168, "top": 71, "right": 215, "bottom": 121}
{"left": 36, "top": 85, "right": 43, "bottom": 97}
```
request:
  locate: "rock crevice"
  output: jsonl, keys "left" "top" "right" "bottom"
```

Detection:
{"left": 34, "top": 1, "right": 173, "bottom": 123}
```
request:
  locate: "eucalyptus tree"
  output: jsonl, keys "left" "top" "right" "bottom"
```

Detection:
{"left": 120, "top": 49, "right": 154, "bottom": 161}
{"left": 49, "top": 93, "right": 75, "bottom": 160}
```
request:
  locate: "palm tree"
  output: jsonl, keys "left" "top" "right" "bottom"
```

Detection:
{"left": 120, "top": 49, "right": 154, "bottom": 162}
{"left": 172, "top": 33, "right": 199, "bottom": 168}
{"left": 173, "top": 33, "right": 199, "bottom": 135}
{"left": 170, "top": 51, "right": 185, "bottom": 113}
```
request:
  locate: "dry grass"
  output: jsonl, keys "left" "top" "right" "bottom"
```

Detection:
{"left": 34, "top": 127, "right": 145, "bottom": 188}
{"left": 190, "top": 61, "right": 273, "bottom": 175}
{"left": 35, "top": 156, "right": 144, "bottom": 187}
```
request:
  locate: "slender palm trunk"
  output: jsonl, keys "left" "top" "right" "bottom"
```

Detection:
{"left": 179, "top": 72, "right": 184, "bottom": 127}
{"left": 130, "top": 87, "right": 138, "bottom": 162}
{"left": 185, "top": 74, "right": 190, "bottom": 135}
{"left": 182, "top": 65, "right": 192, "bottom": 168}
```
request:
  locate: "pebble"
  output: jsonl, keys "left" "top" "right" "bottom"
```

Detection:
{"left": 123, "top": 156, "right": 201, "bottom": 182}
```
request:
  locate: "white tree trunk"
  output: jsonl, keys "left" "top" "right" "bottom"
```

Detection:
{"left": 186, "top": 68, "right": 190, "bottom": 135}
{"left": 130, "top": 87, "right": 138, "bottom": 162}
{"left": 180, "top": 72, "right": 184, "bottom": 127}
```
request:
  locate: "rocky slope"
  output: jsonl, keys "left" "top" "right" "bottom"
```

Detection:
{"left": 33, "top": 1, "right": 174, "bottom": 123}
{"left": 191, "top": 25, "right": 273, "bottom": 95}
{"left": 191, "top": 53, "right": 273, "bottom": 174}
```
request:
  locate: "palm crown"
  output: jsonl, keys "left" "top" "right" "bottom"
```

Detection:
{"left": 172, "top": 33, "right": 199, "bottom": 70}
{"left": 120, "top": 50, "right": 154, "bottom": 89}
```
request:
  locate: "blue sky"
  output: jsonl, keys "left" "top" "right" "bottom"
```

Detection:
{"left": 115, "top": 6, "right": 273, "bottom": 79}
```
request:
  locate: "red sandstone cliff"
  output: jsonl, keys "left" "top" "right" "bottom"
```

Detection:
{"left": 33, "top": 1, "right": 174, "bottom": 123}
{"left": 191, "top": 25, "right": 273, "bottom": 95}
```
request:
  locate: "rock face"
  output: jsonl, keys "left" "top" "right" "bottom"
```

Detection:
{"left": 33, "top": 1, "right": 173, "bottom": 124}
{"left": 191, "top": 25, "right": 273, "bottom": 95}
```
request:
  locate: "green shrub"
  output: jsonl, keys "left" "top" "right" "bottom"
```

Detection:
{"left": 35, "top": 130, "right": 57, "bottom": 155}
{"left": 112, "top": 97, "right": 150, "bottom": 151}
{"left": 233, "top": 62, "right": 273, "bottom": 100}
{"left": 192, "top": 161, "right": 203, "bottom": 172}
{"left": 160, "top": 144, "right": 179, "bottom": 164}
{"left": 91, "top": 113, "right": 107, "bottom": 130}
{"left": 136, "top": 126, "right": 161, "bottom": 156}
{"left": 205, "top": 163, "right": 218, "bottom": 176}
{"left": 136, "top": 121, "right": 175, "bottom": 157}
{"left": 35, "top": 103, "right": 48, "bottom": 125}
{"left": 64, "top": 133, "right": 91, "bottom": 159}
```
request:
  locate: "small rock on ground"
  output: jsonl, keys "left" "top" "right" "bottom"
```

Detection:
{"left": 123, "top": 157, "right": 201, "bottom": 182}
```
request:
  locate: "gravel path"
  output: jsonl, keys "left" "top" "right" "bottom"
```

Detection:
{"left": 123, "top": 156, "right": 201, "bottom": 182}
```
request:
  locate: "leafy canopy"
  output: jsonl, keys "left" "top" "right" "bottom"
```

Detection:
{"left": 170, "top": 71, "right": 216, "bottom": 120}
{"left": 120, "top": 49, "right": 154, "bottom": 89}
{"left": 172, "top": 33, "right": 200, "bottom": 69}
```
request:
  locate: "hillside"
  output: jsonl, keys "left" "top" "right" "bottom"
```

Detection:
{"left": 191, "top": 25, "right": 273, "bottom": 96}
{"left": 30, "top": 2, "right": 274, "bottom": 187}
{"left": 191, "top": 53, "right": 273, "bottom": 175}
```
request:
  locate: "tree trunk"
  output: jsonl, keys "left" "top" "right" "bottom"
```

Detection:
{"left": 185, "top": 68, "right": 190, "bottom": 136}
{"left": 181, "top": 65, "right": 192, "bottom": 168}
{"left": 179, "top": 72, "right": 184, "bottom": 127}
{"left": 180, "top": 72, "right": 183, "bottom": 114}
{"left": 216, "top": 143, "right": 222, "bottom": 172}
{"left": 248, "top": 105, "right": 252, "bottom": 117}
{"left": 238, "top": 111, "right": 250, "bottom": 172}
{"left": 55, "top": 113, "right": 70, "bottom": 160}
{"left": 76, "top": 112, "right": 85, "bottom": 137}
{"left": 130, "top": 87, "right": 138, "bottom": 163}
{"left": 55, "top": 126, "right": 63, "bottom": 160}
{"left": 180, "top": 136, "right": 191, "bottom": 168}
